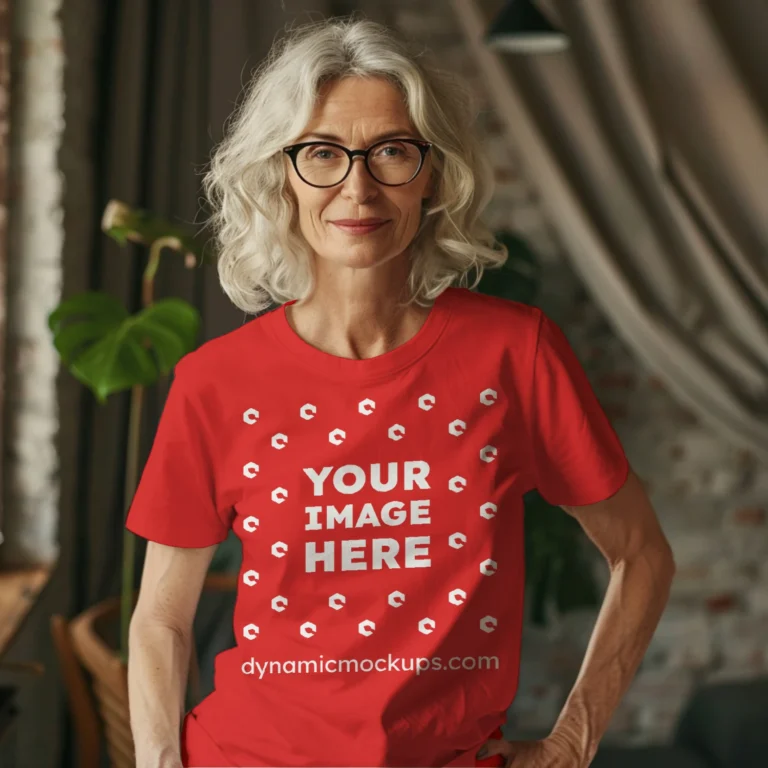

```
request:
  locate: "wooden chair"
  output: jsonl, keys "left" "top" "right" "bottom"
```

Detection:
{"left": 51, "top": 573, "right": 237, "bottom": 768}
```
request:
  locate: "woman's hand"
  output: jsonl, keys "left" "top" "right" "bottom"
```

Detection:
{"left": 476, "top": 734, "right": 583, "bottom": 767}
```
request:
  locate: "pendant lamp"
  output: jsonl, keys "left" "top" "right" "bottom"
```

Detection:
{"left": 485, "top": 0, "right": 569, "bottom": 54}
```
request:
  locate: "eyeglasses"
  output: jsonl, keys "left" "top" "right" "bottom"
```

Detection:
{"left": 282, "top": 138, "right": 432, "bottom": 188}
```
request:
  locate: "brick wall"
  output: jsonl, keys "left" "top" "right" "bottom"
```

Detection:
{"left": 1, "top": 0, "right": 63, "bottom": 566}
{"left": 389, "top": 0, "right": 768, "bottom": 746}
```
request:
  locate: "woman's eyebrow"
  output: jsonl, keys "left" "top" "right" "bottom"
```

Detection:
{"left": 298, "top": 130, "right": 418, "bottom": 143}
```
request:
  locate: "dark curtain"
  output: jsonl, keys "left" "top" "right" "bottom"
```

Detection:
{"left": 80, "top": 0, "right": 312, "bottom": 615}
{"left": 0, "top": 0, "right": 8, "bottom": 543}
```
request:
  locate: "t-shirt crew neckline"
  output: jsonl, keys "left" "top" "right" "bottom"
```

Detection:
{"left": 266, "top": 287, "right": 456, "bottom": 383}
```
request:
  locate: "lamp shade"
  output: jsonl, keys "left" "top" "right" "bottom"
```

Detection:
{"left": 485, "top": 0, "right": 569, "bottom": 54}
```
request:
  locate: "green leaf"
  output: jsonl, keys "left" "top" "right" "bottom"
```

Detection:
{"left": 210, "top": 530, "right": 243, "bottom": 573}
{"left": 108, "top": 226, "right": 132, "bottom": 246}
{"left": 529, "top": 558, "right": 551, "bottom": 627}
{"left": 48, "top": 293, "right": 200, "bottom": 401}
{"left": 523, "top": 490, "right": 601, "bottom": 627}
{"left": 49, "top": 293, "right": 129, "bottom": 337}
{"left": 554, "top": 547, "right": 600, "bottom": 613}
{"left": 475, "top": 229, "right": 540, "bottom": 304}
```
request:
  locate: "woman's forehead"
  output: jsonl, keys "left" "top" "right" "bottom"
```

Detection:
{"left": 296, "top": 128, "right": 419, "bottom": 144}
{"left": 308, "top": 77, "right": 410, "bottom": 124}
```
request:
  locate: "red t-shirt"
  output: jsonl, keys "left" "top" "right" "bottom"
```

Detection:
{"left": 126, "top": 286, "right": 629, "bottom": 767}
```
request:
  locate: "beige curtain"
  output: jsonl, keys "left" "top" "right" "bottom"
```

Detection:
{"left": 452, "top": 0, "right": 768, "bottom": 461}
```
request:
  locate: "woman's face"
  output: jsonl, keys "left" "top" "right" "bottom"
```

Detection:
{"left": 284, "top": 76, "right": 434, "bottom": 273}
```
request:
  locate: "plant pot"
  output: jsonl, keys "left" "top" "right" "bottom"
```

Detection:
{"left": 69, "top": 596, "right": 134, "bottom": 768}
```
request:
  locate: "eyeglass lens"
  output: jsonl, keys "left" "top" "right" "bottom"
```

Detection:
{"left": 295, "top": 141, "right": 422, "bottom": 186}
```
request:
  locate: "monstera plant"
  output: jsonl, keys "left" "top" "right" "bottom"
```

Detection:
{"left": 48, "top": 201, "right": 214, "bottom": 658}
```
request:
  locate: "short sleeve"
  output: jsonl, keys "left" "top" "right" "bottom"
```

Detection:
{"left": 125, "top": 357, "right": 232, "bottom": 547}
{"left": 523, "top": 308, "right": 630, "bottom": 506}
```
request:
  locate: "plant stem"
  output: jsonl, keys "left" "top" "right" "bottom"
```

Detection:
{"left": 119, "top": 235, "right": 190, "bottom": 659}
{"left": 102, "top": 200, "right": 208, "bottom": 264}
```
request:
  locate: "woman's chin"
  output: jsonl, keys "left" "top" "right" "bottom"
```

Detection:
{"left": 316, "top": 249, "right": 400, "bottom": 270}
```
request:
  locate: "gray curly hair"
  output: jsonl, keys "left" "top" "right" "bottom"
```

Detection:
{"left": 203, "top": 14, "right": 507, "bottom": 315}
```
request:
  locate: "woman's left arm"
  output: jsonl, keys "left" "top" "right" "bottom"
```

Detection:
{"left": 546, "top": 467, "right": 676, "bottom": 765}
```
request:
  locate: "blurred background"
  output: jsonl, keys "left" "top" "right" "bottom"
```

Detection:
{"left": 1, "top": 0, "right": 768, "bottom": 766}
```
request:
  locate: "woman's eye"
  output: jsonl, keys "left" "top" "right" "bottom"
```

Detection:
{"left": 306, "top": 146, "right": 341, "bottom": 160}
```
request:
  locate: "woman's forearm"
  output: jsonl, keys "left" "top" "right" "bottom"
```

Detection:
{"left": 547, "top": 546, "right": 676, "bottom": 766}
{"left": 128, "top": 615, "right": 191, "bottom": 768}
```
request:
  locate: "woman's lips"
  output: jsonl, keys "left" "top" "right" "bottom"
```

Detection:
{"left": 332, "top": 221, "right": 389, "bottom": 235}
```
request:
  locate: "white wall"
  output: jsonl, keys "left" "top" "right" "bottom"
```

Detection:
{"left": 2, "top": 0, "right": 64, "bottom": 566}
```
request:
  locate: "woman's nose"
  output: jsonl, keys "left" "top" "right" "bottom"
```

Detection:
{"left": 341, "top": 156, "right": 378, "bottom": 198}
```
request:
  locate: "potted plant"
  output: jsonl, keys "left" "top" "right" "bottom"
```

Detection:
{"left": 48, "top": 201, "right": 238, "bottom": 768}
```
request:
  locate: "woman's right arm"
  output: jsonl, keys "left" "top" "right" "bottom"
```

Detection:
{"left": 128, "top": 540, "right": 217, "bottom": 768}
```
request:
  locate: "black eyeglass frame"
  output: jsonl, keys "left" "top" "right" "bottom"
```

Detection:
{"left": 282, "top": 138, "right": 432, "bottom": 188}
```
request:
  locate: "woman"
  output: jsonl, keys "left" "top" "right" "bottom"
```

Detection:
{"left": 126, "top": 15, "right": 675, "bottom": 768}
